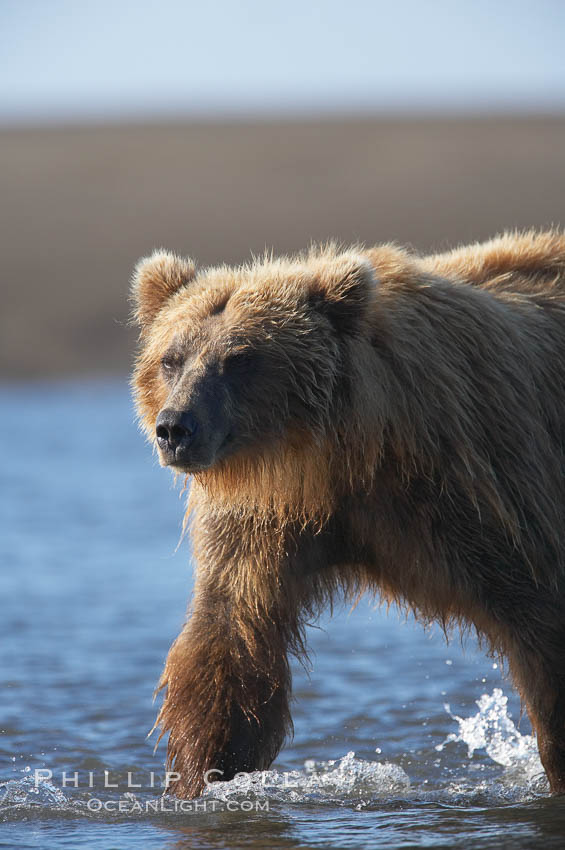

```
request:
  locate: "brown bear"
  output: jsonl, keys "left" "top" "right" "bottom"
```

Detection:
{"left": 131, "top": 230, "right": 565, "bottom": 798}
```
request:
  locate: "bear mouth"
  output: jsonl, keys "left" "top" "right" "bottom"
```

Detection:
{"left": 163, "top": 431, "right": 235, "bottom": 475}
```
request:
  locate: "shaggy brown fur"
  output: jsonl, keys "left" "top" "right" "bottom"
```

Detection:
{"left": 131, "top": 230, "right": 565, "bottom": 798}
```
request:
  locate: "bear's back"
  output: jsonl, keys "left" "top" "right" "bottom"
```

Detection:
{"left": 421, "top": 230, "right": 565, "bottom": 296}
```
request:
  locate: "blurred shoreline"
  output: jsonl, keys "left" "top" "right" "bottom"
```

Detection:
{"left": 2, "top": 116, "right": 564, "bottom": 380}
{"left": 4, "top": 106, "right": 565, "bottom": 130}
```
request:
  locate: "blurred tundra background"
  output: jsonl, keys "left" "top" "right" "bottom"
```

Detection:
{"left": 1, "top": 0, "right": 564, "bottom": 379}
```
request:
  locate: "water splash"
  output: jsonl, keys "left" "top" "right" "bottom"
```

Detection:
{"left": 1, "top": 690, "right": 550, "bottom": 821}
{"left": 203, "top": 751, "right": 410, "bottom": 804}
{"left": 436, "top": 688, "right": 545, "bottom": 788}
{"left": 0, "top": 774, "right": 68, "bottom": 811}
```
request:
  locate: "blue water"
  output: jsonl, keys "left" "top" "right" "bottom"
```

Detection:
{"left": 1, "top": 381, "right": 563, "bottom": 849}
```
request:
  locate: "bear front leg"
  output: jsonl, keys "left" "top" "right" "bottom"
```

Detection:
{"left": 155, "top": 590, "right": 293, "bottom": 798}
{"left": 520, "top": 669, "right": 565, "bottom": 794}
{"left": 154, "top": 506, "right": 310, "bottom": 798}
{"left": 536, "top": 721, "right": 565, "bottom": 795}
{"left": 504, "top": 621, "right": 565, "bottom": 794}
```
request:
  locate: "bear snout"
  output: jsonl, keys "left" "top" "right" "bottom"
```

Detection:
{"left": 155, "top": 408, "right": 198, "bottom": 464}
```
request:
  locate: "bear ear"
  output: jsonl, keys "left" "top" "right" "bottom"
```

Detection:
{"left": 308, "top": 255, "right": 377, "bottom": 335}
{"left": 130, "top": 250, "right": 196, "bottom": 331}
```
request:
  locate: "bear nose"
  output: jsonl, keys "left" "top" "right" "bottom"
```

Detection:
{"left": 155, "top": 409, "right": 198, "bottom": 453}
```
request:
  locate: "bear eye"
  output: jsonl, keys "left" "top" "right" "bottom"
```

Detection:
{"left": 160, "top": 354, "right": 182, "bottom": 376}
{"left": 224, "top": 348, "right": 254, "bottom": 376}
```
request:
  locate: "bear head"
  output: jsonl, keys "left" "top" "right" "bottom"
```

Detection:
{"left": 131, "top": 248, "right": 378, "bottom": 484}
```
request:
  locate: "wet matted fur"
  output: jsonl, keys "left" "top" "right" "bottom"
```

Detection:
{"left": 131, "top": 230, "right": 565, "bottom": 797}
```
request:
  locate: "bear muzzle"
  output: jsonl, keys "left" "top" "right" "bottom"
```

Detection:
{"left": 155, "top": 405, "right": 233, "bottom": 472}
{"left": 155, "top": 408, "right": 198, "bottom": 467}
